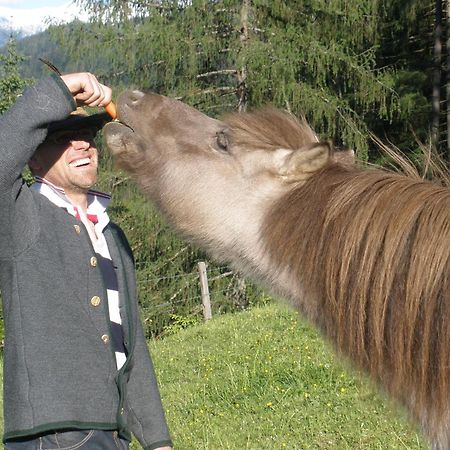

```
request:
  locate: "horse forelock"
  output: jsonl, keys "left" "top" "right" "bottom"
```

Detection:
{"left": 223, "top": 108, "right": 318, "bottom": 151}
{"left": 262, "top": 163, "right": 450, "bottom": 437}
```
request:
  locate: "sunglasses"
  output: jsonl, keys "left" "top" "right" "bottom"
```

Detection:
{"left": 46, "top": 128, "right": 97, "bottom": 145}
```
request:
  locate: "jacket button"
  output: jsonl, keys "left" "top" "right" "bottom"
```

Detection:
{"left": 101, "top": 334, "right": 109, "bottom": 344}
{"left": 74, "top": 224, "right": 81, "bottom": 234}
{"left": 90, "top": 256, "right": 97, "bottom": 267}
{"left": 91, "top": 296, "right": 101, "bottom": 307}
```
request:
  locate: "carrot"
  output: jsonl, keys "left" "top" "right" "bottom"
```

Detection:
{"left": 105, "top": 101, "right": 117, "bottom": 120}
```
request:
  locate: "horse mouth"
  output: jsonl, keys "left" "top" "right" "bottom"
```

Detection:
{"left": 103, "top": 120, "right": 135, "bottom": 154}
{"left": 112, "top": 112, "right": 135, "bottom": 131}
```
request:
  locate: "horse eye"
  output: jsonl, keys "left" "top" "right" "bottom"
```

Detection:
{"left": 216, "top": 131, "right": 229, "bottom": 152}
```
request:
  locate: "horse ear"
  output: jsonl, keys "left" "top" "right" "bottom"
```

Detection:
{"left": 333, "top": 149, "right": 355, "bottom": 166}
{"left": 280, "top": 142, "right": 331, "bottom": 181}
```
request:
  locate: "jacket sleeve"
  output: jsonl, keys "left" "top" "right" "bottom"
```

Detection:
{"left": 0, "top": 74, "right": 76, "bottom": 257}
{"left": 125, "top": 314, "right": 173, "bottom": 450}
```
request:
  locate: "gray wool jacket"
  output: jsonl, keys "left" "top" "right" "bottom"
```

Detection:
{"left": 0, "top": 75, "right": 172, "bottom": 450}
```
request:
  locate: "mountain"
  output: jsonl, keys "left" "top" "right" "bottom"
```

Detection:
{"left": 0, "top": 17, "right": 26, "bottom": 47}
{"left": 0, "top": 20, "right": 91, "bottom": 80}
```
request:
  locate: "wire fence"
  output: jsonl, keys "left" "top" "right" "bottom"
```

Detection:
{"left": 135, "top": 261, "right": 272, "bottom": 337}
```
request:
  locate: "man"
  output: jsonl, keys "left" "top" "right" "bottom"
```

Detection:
{"left": 0, "top": 72, "right": 173, "bottom": 450}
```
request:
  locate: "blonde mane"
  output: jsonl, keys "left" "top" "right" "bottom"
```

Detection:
{"left": 263, "top": 162, "right": 450, "bottom": 441}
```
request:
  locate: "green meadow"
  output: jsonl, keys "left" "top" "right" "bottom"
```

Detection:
{"left": 147, "top": 304, "right": 425, "bottom": 449}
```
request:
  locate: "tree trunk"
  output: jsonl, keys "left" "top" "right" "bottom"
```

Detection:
{"left": 237, "top": 0, "right": 250, "bottom": 112}
{"left": 432, "top": 0, "right": 443, "bottom": 151}
{"left": 446, "top": 0, "right": 450, "bottom": 164}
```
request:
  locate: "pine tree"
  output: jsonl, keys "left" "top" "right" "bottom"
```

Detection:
{"left": 372, "top": 0, "right": 447, "bottom": 164}
{"left": 0, "top": 38, "right": 29, "bottom": 113}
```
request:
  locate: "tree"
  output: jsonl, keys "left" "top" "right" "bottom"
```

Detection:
{"left": 53, "top": 0, "right": 399, "bottom": 159}
{"left": 0, "top": 38, "right": 29, "bottom": 113}
{"left": 370, "top": 0, "right": 450, "bottom": 167}
{"left": 447, "top": 0, "right": 450, "bottom": 163}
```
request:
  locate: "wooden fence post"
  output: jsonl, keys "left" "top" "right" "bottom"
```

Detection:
{"left": 198, "top": 261, "right": 212, "bottom": 320}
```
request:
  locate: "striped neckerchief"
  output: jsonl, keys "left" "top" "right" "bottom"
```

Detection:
{"left": 32, "top": 176, "right": 127, "bottom": 369}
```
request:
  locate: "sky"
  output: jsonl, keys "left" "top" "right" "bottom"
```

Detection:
{"left": 0, "top": 0, "right": 88, "bottom": 35}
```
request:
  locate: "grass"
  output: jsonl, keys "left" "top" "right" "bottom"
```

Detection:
{"left": 0, "top": 304, "right": 426, "bottom": 449}
{"left": 148, "top": 303, "right": 426, "bottom": 449}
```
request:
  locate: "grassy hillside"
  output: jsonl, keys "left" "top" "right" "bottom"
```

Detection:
{"left": 0, "top": 304, "right": 426, "bottom": 449}
{"left": 149, "top": 304, "right": 426, "bottom": 449}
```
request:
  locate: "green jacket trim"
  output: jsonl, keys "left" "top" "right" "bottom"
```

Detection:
{"left": 145, "top": 440, "right": 174, "bottom": 450}
{"left": 4, "top": 421, "right": 119, "bottom": 442}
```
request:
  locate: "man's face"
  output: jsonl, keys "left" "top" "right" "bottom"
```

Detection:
{"left": 30, "top": 128, "right": 99, "bottom": 193}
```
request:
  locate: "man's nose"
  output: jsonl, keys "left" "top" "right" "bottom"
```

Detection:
{"left": 71, "top": 139, "right": 91, "bottom": 150}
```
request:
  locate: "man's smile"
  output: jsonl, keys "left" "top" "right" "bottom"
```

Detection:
{"left": 68, "top": 156, "right": 92, "bottom": 168}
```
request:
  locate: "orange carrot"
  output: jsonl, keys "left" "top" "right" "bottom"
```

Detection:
{"left": 105, "top": 101, "right": 117, "bottom": 120}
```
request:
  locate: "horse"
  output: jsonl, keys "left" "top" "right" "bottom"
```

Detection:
{"left": 104, "top": 90, "right": 450, "bottom": 449}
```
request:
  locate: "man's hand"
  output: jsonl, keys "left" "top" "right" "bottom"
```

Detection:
{"left": 60, "top": 72, "right": 112, "bottom": 108}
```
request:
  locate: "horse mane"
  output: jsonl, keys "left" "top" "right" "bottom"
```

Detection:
{"left": 225, "top": 107, "right": 450, "bottom": 436}
{"left": 263, "top": 162, "right": 450, "bottom": 437}
{"left": 223, "top": 107, "right": 319, "bottom": 151}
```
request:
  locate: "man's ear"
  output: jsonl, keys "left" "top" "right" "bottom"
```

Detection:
{"left": 279, "top": 142, "right": 332, "bottom": 182}
{"left": 28, "top": 155, "right": 42, "bottom": 173}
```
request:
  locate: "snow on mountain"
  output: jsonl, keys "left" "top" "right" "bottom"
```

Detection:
{"left": 0, "top": 2, "right": 88, "bottom": 37}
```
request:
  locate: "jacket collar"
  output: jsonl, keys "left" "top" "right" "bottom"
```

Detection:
{"left": 31, "top": 176, "right": 111, "bottom": 231}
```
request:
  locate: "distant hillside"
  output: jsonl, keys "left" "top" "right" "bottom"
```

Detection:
{"left": 15, "top": 29, "right": 69, "bottom": 79}
{"left": 0, "top": 21, "right": 95, "bottom": 80}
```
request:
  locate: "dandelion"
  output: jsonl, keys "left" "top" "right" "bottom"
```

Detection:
{"left": 266, "top": 402, "right": 273, "bottom": 408}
